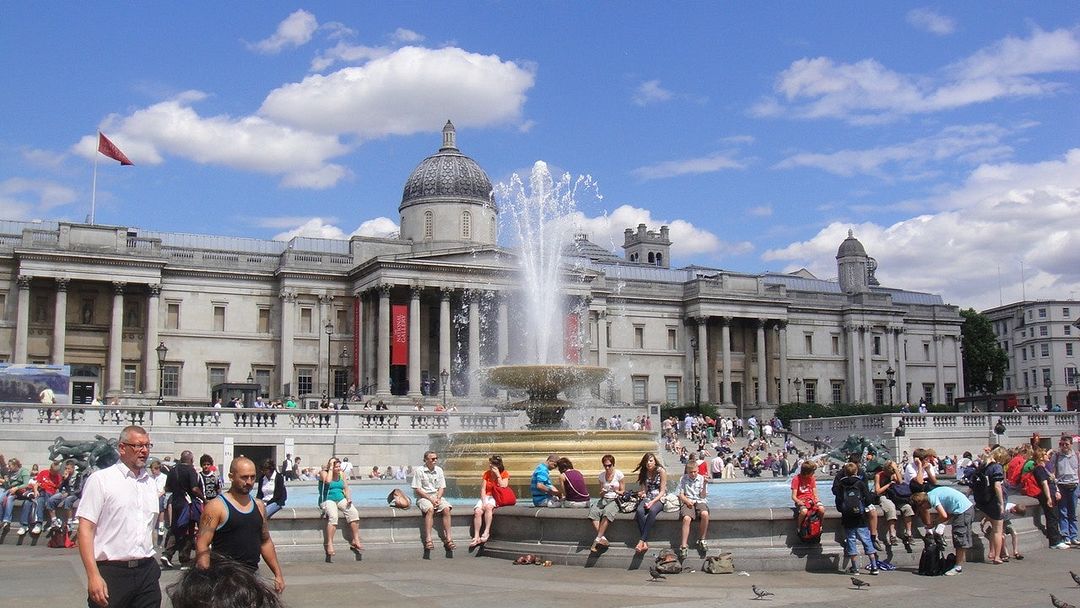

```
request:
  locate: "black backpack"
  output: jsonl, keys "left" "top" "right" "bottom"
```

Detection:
{"left": 841, "top": 480, "right": 865, "bottom": 517}
{"left": 917, "top": 538, "right": 955, "bottom": 576}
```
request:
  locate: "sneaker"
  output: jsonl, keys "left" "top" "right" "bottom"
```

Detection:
{"left": 16, "top": 526, "right": 26, "bottom": 536}
{"left": 847, "top": 564, "right": 858, "bottom": 574}
{"left": 696, "top": 539, "right": 708, "bottom": 552}
{"left": 944, "top": 566, "right": 962, "bottom": 576}
{"left": 1070, "top": 539, "right": 1080, "bottom": 546}
{"left": 1052, "top": 542, "right": 1071, "bottom": 550}
{"left": 869, "top": 567, "right": 879, "bottom": 576}
{"left": 677, "top": 546, "right": 688, "bottom": 560}
{"left": 1, "top": 520, "right": 9, "bottom": 532}
{"left": 31, "top": 523, "right": 42, "bottom": 535}
{"left": 887, "top": 534, "right": 898, "bottom": 546}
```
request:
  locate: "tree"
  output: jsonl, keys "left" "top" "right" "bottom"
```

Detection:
{"left": 960, "top": 308, "right": 1008, "bottom": 395}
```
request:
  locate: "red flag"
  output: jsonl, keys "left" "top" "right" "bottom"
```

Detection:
{"left": 97, "top": 132, "right": 133, "bottom": 165}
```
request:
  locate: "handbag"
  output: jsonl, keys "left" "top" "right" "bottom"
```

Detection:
{"left": 703, "top": 552, "right": 735, "bottom": 574}
{"left": 492, "top": 485, "right": 517, "bottom": 507}
{"left": 616, "top": 491, "right": 641, "bottom": 513}
{"left": 660, "top": 493, "right": 681, "bottom": 513}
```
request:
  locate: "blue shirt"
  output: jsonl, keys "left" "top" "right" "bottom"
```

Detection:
{"left": 927, "top": 486, "right": 972, "bottom": 515}
{"left": 531, "top": 462, "right": 554, "bottom": 506}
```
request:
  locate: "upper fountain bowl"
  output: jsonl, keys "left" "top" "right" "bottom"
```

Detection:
{"left": 485, "top": 364, "right": 609, "bottom": 399}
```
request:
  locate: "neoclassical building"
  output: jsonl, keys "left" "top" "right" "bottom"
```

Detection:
{"left": 0, "top": 122, "right": 964, "bottom": 415}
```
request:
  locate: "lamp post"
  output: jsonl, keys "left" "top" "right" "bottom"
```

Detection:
{"left": 689, "top": 336, "right": 700, "bottom": 408}
{"left": 340, "top": 346, "right": 350, "bottom": 398}
{"left": 1044, "top": 375, "right": 1053, "bottom": 412}
{"left": 885, "top": 366, "right": 895, "bottom": 407}
{"left": 155, "top": 341, "right": 168, "bottom": 405}
{"left": 984, "top": 368, "right": 994, "bottom": 412}
{"left": 794, "top": 377, "right": 802, "bottom": 404}
{"left": 440, "top": 369, "right": 449, "bottom": 407}
{"left": 324, "top": 320, "right": 334, "bottom": 402}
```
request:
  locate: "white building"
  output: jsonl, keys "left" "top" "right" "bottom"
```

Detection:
{"left": 0, "top": 122, "right": 964, "bottom": 415}
{"left": 983, "top": 300, "right": 1079, "bottom": 408}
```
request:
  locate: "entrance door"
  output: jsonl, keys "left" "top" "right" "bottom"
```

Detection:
{"left": 72, "top": 382, "right": 96, "bottom": 404}
{"left": 234, "top": 445, "right": 276, "bottom": 470}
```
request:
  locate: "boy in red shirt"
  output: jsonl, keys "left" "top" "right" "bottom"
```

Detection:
{"left": 791, "top": 461, "right": 826, "bottom": 530}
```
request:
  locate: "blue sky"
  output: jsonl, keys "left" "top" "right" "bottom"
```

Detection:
{"left": 2, "top": 3, "right": 1079, "bottom": 311}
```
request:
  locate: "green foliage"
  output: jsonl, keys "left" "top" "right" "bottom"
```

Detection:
{"left": 661, "top": 401, "right": 719, "bottom": 420}
{"left": 960, "top": 308, "right": 1009, "bottom": 395}
{"left": 774, "top": 402, "right": 952, "bottom": 428}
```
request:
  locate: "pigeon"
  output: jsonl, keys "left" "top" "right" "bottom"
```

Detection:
{"left": 1051, "top": 594, "right": 1077, "bottom": 608}
{"left": 648, "top": 566, "right": 666, "bottom": 582}
{"left": 752, "top": 585, "right": 774, "bottom": 600}
{"left": 1071, "top": 571, "right": 1080, "bottom": 587}
{"left": 851, "top": 577, "right": 870, "bottom": 589}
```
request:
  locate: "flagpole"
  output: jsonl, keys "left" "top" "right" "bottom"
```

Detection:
{"left": 90, "top": 145, "right": 98, "bottom": 225}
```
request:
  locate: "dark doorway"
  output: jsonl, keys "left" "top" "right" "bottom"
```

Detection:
{"left": 234, "top": 445, "right": 276, "bottom": 469}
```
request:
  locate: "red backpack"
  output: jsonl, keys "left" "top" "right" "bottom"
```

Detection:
{"left": 1019, "top": 470, "right": 1042, "bottom": 498}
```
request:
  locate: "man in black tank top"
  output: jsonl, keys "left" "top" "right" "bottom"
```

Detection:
{"left": 195, "top": 457, "right": 285, "bottom": 594}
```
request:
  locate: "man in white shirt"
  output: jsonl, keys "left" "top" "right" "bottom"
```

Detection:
{"left": 340, "top": 457, "right": 354, "bottom": 480}
{"left": 411, "top": 451, "right": 454, "bottom": 552}
{"left": 77, "top": 425, "right": 161, "bottom": 608}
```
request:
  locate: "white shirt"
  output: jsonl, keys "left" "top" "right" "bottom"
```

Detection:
{"left": 76, "top": 462, "right": 159, "bottom": 561}
{"left": 341, "top": 461, "right": 354, "bottom": 478}
{"left": 678, "top": 474, "right": 707, "bottom": 504}
{"left": 597, "top": 469, "right": 625, "bottom": 499}
{"left": 411, "top": 465, "right": 447, "bottom": 495}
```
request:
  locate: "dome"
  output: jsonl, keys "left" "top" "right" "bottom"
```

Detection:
{"left": 399, "top": 121, "right": 494, "bottom": 211}
{"left": 836, "top": 229, "right": 867, "bottom": 258}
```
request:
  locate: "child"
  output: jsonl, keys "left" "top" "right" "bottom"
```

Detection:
{"left": 676, "top": 461, "right": 710, "bottom": 560}
{"left": 834, "top": 462, "right": 880, "bottom": 575}
{"left": 983, "top": 502, "right": 1026, "bottom": 561}
{"left": 791, "top": 461, "right": 826, "bottom": 530}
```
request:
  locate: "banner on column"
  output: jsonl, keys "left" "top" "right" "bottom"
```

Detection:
{"left": 222, "top": 437, "right": 234, "bottom": 472}
{"left": 353, "top": 298, "right": 361, "bottom": 382}
{"left": 391, "top": 304, "right": 408, "bottom": 366}
{"left": 564, "top": 313, "right": 580, "bottom": 364}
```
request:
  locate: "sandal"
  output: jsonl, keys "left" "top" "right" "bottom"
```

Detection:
{"left": 424, "top": 538, "right": 435, "bottom": 550}
{"left": 1013, "top": 553, "right": 1024, "bottom": 560}
{"left": 468, "top": 537, "right": 482, "bottom": 549}
{"left": 443, "top": 539, "right": 456, "bottom": 550}
{"left": 478, "top": 533, "right": 489, "bottom": 544}
{"left": 514, "top": 555, "right": 528, "bottom": 565}
{"left": 597, "top": 536, "right": 609, "bottom": 547}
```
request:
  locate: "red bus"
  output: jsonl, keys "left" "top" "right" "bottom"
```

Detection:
{"left": 955, "top": 393, "right": 1020, "bottom": 412}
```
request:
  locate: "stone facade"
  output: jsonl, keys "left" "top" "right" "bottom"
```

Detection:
{"left": 983, "top": 299, "right": 1079, "bottom": 408}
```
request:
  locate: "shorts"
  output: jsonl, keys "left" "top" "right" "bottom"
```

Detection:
{"left": 473, "top": 496, "right": 496, "bottom": 511}
{"left": 948, "top": 507, "right": 975, "bottom": 549}
{"left": 1003, "top": 518, "right": 1015, "bottom": 535}
{"left": 417, "top": 497, "right": 452, "bottom": 514}
{"left": 980, "top": 500, "right": 1004, "bottom": 521}
{"left": 679, "top": 502, "right": 709, "bottom": 520}
{"left": 320, "top": 498, "right": 360, "bottom": 523}
{"left": 877, "top": 496, "right": 914, "bottom": 520}
{"left": 589, "top": 497, "right": 620, "bottom": 522}
{"left": 844, "top": 526, "right": 875, "bottom": 556}
{"left": 534, "top": 497, "right": 561, "bottom": 508}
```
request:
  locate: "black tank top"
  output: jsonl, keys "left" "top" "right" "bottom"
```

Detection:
{"left": 213, "top": 494, "right": 263, "bottom": 569}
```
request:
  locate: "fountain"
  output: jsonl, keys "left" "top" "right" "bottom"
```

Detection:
{"left": 437, "top": 162, "right": 658, "bottom": 498}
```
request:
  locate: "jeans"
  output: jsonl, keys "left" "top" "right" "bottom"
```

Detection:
{"left": 635, "top": 500, "right": 663, "bottom": 540}
{"left": 0, "top": 490, "right": 17, "bottom": 522}
{"left": 843, "top": 525, "right": 876, "bottom": 557}
{"left": 1058, "top": 484, "right": 1078, "bottom": 542}
{"left": 19, "top": 494, "right": 39, "bottom": 525}
{"left": 1039, "top": 494, "right": 1064, "bottom": 547}
{"left": 265, "top": 502, "right": 282, "bottom": 519}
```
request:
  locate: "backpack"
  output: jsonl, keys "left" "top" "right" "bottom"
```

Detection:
{"left": 886, "top": 481, "right": 913, "bottom": 505}
{"left": 1019, "top": 470, "right": 1042, "bottom": 498}
{"left": 841, "top": 480, "right": 865, "bottom": 517}
{"left": 966, "top": 464, "right": 992, "bottom": 507}
{"left": 702, "top": 552, "right": 735, "bottom": 574}
{"left": 655, "top": 549, "right": 684, "bottom": 574}
{"left": 798, "top": 510, "right": 822, "bottom": 543}
{"left": 917, "top": 538, "right": 955, "bottom": 576}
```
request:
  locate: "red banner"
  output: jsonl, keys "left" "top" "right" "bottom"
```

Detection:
{"left": 564, "top": 312, "right": 581, "bottom": 364}
{"left": 353, "top": 297, "right": 362, "bottom": 382}
{"left": 391, "top": 303, "right": 408, "bottom": 366}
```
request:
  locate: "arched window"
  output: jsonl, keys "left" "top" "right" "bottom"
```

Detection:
{"left": 462, "top": 210, "right": 471, "bottom": 239}
{"left": 424, "top": 210, "right": 433, "bottom": 240}
{"left": 648, "top": 252, "right": 655, "bottom": 264}
{"left": 656, "top": 253, "right": 663, "bottom": 267}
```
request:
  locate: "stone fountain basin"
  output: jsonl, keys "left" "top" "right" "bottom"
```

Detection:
{"left": 484, "top": 364, "right": 609, "bottom": 398}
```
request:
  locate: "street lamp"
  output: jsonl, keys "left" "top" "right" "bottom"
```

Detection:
{"left": 794, "top": 377, "right": 802, "bottom": 404}
{"left": 689, "top": 336, "right": 700, "bottom": 408}
{"left": 440, "top": 369, "right": 449, "bottom": 407}
{"left": 885, "top": 366, "right": 895, "bottom": 407}
{"left": 324, "top": 320, "right": 334, "bottom": 402}
{"left": 1044, "top": 375, "right": 1053, "bottom": 411}
{"left": 984, "top": 368, "right": 994, "bottom": 412}
{"left": 155, "top": 341, "right": 168, "bottom": 405}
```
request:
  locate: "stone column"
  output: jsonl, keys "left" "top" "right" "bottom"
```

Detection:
{"left": 597, "top": 311, "right": 608, "bottom": 368}
{"left": 777, "top": 321, "right": 788, "bottom": 403}
{"left": 846, "top": 324, "right": 860, "bottom": 402}
{"left": 721, "top": 316, "right": 733, "bottom": 405}
{"left": 695, "top": 316, "right": 710, "bottom": 403}
{"left": 13, "top": 275, "right": 31, "bottom": 364}
{"left": 279, "top": 290, "right": 295, "bottom": 397}
{"left": 439, "top": 288, "right": 452, "bottom": 395}
{"left": 319, "top": 295, "right": 333, "bottom": 397}
{"left": 468, "top": 291, "right": 480, "bottom": 398}
{"left": 897, "top": 328, "right": 907, "bottom": 404}
{"left": 756, "top": 319, "right": 767, "bottom": 406}
{"left": 497, "top": 295, "right": 509, "bottom": 365}
{"left": 376, "top": 284, "right": 392, "bottom": 397}
{"left": 862, "top": 326, "right": 874, "bottom": 403}
{"left": 51, "top": 278, "right": 69, "bottom": 365}
{"left": 407, "top": 287, "right": 422, "bottom": 397}
{"left": 107, "top": 282, "right": 125, "bottom": 396}
{"left": 934, "top": 335, "right": 945, "bottom": 404}
{"left": 144, "top": 284, "right": 161, "bottom": 394}
{"left": 953, "top": 337, "right": 965, "bottom": 398}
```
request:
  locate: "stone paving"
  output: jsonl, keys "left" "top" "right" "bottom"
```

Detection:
{"left": 2, "top": 539, "right": 1078, "bottom": 608}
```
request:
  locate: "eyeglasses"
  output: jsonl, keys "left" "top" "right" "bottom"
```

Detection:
{"left": 602, "top": 463, "right": 614, "bottom": 468}
{"left": 122, "top": 442, "right": 153, "bottom": 451}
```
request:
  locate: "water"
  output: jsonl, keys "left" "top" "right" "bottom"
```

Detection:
{"left": 287, "top": 479, "right": 796, "bottom": 510}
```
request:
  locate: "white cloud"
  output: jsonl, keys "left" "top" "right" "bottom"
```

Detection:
{"left": 310, "top": 41, "right": 391, "bottom": 72}
{"left": 272, "top": 216, "right": 399, "bottom": 240}
{"left": 273, "top": 217, "right": 346, "bottom": 240}
{"left": 747, "top": 204, "right": 773, "bottom": 217}
{"left": 631, "top": 152, "right": 747, "bottom": 181}
{"left": 71, "top": 92, "right": 350, "bottom": 189}
{"left": 632, "top": 79, "right": 673, "bottom": 106}
{"left": 250, "top": 10, "right": 319, "bottom": 54}
{"left": 0, "top": 178, "right": 78, "bottom": 217}
{"left": 353, "top": 216, "right": 399, "bottom": 237}
{"left": 21, "top": 148, "right": 67, "bottom": 170}
{"left": 753, "top": 27, "right": 1080, "bottom": 123}
{"left": 762, "top": 149, "right": 1080, "bottom": 310}
{"left": 775, "top": 123, "right": 1014, "bottom": 177}
{"left": 906, "top": 8, "right": 956, "bottom": 36}
{"left": 567, "top": 204, "right": 751, "bottom": 260}
{"left": 261, "top": 46, "right": 535, "bottom": 138}
{"left": 391, "top": 28, "right": 424, "bottom": 43}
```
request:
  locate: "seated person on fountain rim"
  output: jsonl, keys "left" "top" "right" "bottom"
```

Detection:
{"left": 531, "top": 454, "right": 563, "bottom": 507}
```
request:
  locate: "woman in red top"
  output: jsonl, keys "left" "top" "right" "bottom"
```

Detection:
{"left": 470, "top": 455, "right": 509, "bottom": 548}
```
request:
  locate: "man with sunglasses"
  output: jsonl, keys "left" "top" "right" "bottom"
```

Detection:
{"left": 412, "top": 451, "right": 454, "bottom": 552}
{"left": 77, "top": 425, "right": 162, "bottom": 608}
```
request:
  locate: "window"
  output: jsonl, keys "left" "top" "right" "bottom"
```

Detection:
{"left": 461, "top": 210, "right": 471, "bottom": 239}
{"left": 297, "top": 368, "right": 314, "bottom": 396}
{"left": 33, "top": 295, "right": 48, "bottom": 322}
{"left": 337, "top": 308, "right": 349, "bottom": 333}
{"left": 831, "top": 381, "right": 843, "bottom": 405}
{"left": 1022, "top": 348, "right": 1027, "bottom": 361}
{"left": 605, "top": 327, "right": 611, "bottom": 349}
{"left": 945, "top": 384, "right": 955, "bottom": 406}
{"left": 923, "top": 342, "right": 931, "bottom": 360}
{"left": 213, "top": 305, "right": 226, "bottom": 331}
{"left": 1066, "top": 367, "right": 1078, "bottom": 386}
{"left": 1064, "top": 307, "right": 1071, "bottom": 317}
{"left": 665, "top": 378, "right": 680, "bottom": 404}
{"left": 0, "top": 293, "right": 6, "bottom": 320}
{"left": 873, "top": 335, "right": 882, "bottom": 356}
{"left": 1041, "top": 343, "right": 1050, "bottom": 357}
{"left": 1039, "top": 308, "right": 1047, "bottom": 318}
{"left": 1027, "top": 310, "right": 1033, "bottom": 320}
{"left": 923, "top": 384, "right": 934, "bottom": 404}
{"left": 1023, "top": 371, "right": 1029, "bottom": 388}
{"left": 162, "top": 364, "right": 180, "bottom": 397}
{"left": 208, "top": 366, "right": 227, "bottom": 396}
{"left": 254, "top": 369, "right": 271, "bottom": 398}
{"left": 874, "top": 381, "right": 884, "bottom": 406}
{"left": 804, "top": 380, "right": 817, "bottom": 404}
{"left": 667, "top": 328, "right": 677, "bottom": 350}
{"left": 166, "top": 302, "right": 180, "bottom": 329}
{"left": 634, "top": 326, "right": 644, "bottom": 349}
{"left": 424, "top": 210, "right": 433, "bottom": 240}
{"left": 1067, "top": 343, "right": 1074, "bottom": 356}
{"left": 333, "top": 369, "right": 348, "bottom": 398}
{"left": 1004, "top": 377, "right": 1011, "bottom": 390}
{"left": 300, "top": 307, "right": 313, "bottom": 333}
{"left": 258, "top": 307, "right": 271, "bottom": 333}
{"left": 832, "top": 335, "right": 840, "bottom": 355}
{"left": 122, "top": 364, "right": 138, "bottom": 393}
{"left": 632, "top": 376, "right": 648, "bottom": 403}
{"left": 804, "top": 334, "right": 813, "bottom": 354}
{"left": 1040, "top": 325, "right": 1048, "bottom": 337}
{"left": 1066, "top": 326, "right": 1072, "bottom": 336}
